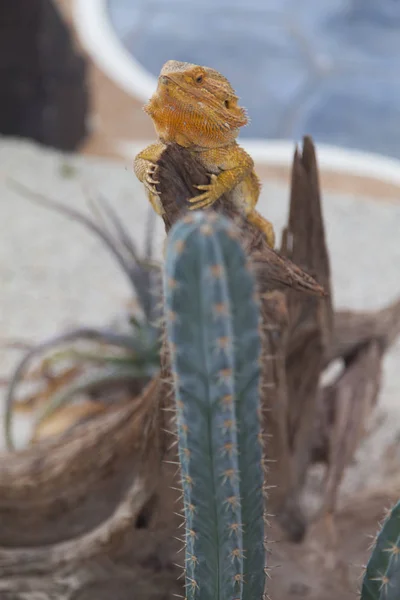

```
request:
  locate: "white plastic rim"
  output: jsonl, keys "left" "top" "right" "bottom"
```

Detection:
{"left": 73, "top": 0, "right": 400, "bottom": 190}
{"left": 73, "top": 0, "right": 155, "bottom": 101}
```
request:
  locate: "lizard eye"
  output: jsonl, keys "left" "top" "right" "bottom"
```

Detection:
{"left": 195, "top": 75, "right": 203, "bottom": 84}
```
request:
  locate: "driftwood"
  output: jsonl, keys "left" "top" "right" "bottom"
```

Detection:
{"left": 156, "top": 141, "right": 327, "bottom": 542}
{"left": 1, "top": 138, "right": 400, "bottom": 598}
{"left": 281, "top": 139, "right": 333, "bottom": 500}
{"left": 0, "top": 377, "right": 182, "bottom": 599}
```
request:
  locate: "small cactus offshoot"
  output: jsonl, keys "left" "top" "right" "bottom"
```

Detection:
{"left": 164, "top": 211, "right": 265, "bottom": 600}
{"left": 361, "top": 499, "right": 400, "bottom": 600}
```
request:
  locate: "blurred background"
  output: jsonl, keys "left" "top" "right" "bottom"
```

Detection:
{"left": 106, "top": 0, "right": 400, "bottom": 157}
{"left": 2, "top": 0, "right": 400, "bottom": 158}
{"left": 0, "top": 0, "right": 400, "bottom": 158}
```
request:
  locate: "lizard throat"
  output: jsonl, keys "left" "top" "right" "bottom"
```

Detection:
{"left": 147, "top": 100, "right": 240, "bottom": 148}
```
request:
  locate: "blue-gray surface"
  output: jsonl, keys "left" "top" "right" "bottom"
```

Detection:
{"left": 107, "top": 0, "right": 400, "bottom": 158}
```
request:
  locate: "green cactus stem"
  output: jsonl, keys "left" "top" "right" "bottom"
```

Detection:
{"left": 164, "top": 211, "right": 265, "bottom": 600}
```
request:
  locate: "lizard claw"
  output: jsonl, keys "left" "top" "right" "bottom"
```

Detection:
{"left": 143, "top": 163, "right": 160, "bottom": 197}
{"left": 188, "top": 194, "right": 216, "bottom": 210}
{"left": 188, "top": 174, "right": 219, "bottom": 209}
{"left": 193, "top": 173, "right": 218, "bottom": 193}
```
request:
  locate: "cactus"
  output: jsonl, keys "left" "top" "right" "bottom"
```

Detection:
{"left": 164, "top": 211, "right": 265, "bottom": 600}
{"left": 361, "top": 499, "right": 400, "bottom": 599}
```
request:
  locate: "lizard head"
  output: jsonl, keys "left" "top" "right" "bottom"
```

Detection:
{"left": 144, "top": 60, "right": 248, "bottom": 148}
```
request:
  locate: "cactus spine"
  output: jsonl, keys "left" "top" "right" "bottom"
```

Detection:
{"left": 164, "top": 211, "right": 265, "bottom": 600}
{"left": 361, "top": 499, "right": 400, "bottom": 599}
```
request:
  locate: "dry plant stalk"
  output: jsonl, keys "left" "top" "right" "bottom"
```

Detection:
{"left": 0, "top": 138, "right": 400, "bottom": 599}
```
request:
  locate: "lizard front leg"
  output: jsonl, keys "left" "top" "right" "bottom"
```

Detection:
{"left": 188, "top": 145, "right": 254, "bottom": 210}
{"left": 134, "top": 142, "right": 166, "bottom": 215}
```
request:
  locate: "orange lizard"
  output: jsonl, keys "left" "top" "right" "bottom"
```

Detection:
{"left": 134, "top": 60, "right": 275, "bottom": 247}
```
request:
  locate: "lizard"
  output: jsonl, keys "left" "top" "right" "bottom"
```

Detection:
{"left": 133, "top": 60, "right": 275, "bottom": 248}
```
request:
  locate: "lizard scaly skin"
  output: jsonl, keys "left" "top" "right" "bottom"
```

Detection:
{"left": 134, "top": 60, "right": 275, "bottom": 247}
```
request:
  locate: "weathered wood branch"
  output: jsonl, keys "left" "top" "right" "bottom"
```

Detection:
{"left": 157, "top": 141, "right": 329, "bottom": 541}
{"left": 281, "top": 136, "right": 333, "bottom": 494}
{"left": 322, "top": 340, "right": 382, "bottom": 514}
{"left": 0, "top": 377, "right": 182, "bottom": 598}
{"left": 326, "top": 298, "right": 400, "bottom": 365}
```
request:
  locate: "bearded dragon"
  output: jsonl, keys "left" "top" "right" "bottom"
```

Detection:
{"left": 134, "top": 60, "right": 275, "bottom": 247}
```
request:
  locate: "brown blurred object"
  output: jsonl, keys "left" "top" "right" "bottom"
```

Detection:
{"left": 31, "top": 399, "right": 107, "bottom": 442}
{"left": 0, "top": 0, "right": 88, "bottom": 150}
{"left": 0, "top": 139, "right": 400, "bottom": 599}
